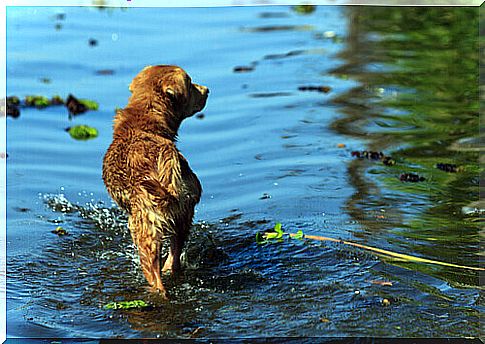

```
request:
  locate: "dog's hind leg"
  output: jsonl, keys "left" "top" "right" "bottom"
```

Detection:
{"left": 129, "top": 210, "right": 167, "bottom": 298}
{"left": 162, "top": 218, "right": 191, "bottom": 274}
{"left": 138, "top": 239, "right": 166, "bottom": 297}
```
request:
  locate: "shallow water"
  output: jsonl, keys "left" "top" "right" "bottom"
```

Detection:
{"left": 6, "top": 6, "right": 481, "bottom": 338}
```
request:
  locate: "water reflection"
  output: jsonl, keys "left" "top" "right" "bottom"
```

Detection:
{"left": 330, "top": 7, "right": 481, "bottom": 286}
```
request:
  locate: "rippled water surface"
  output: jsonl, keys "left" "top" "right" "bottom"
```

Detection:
{"left": 6, "top": 6, "right": 482, "bottom": 338}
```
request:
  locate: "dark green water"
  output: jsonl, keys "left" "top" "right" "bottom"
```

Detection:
{"left": 6, "top": 6, "right": 482, "bottom": 339}
{"left": 331, "top": 7, "right": 481, "bottom": 286}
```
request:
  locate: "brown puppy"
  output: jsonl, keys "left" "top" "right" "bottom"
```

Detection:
{"left": 102, "top": 65, "right": 209, "bottom": 298}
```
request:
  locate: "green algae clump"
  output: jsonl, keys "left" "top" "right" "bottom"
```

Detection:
{"left": 67, "top": 125, "right": 99, "bottom": 140}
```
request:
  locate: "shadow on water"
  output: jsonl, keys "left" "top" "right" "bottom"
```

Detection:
{"left": 329, "top": 7, "right": 482, "bottom": 288}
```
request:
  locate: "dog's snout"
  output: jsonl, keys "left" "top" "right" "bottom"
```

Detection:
{"left": 194, "top": 83, "right": 209, "bottom": 96}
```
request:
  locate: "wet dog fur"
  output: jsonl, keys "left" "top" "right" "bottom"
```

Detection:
{"left": 102, "top": 65, "right": 209, "bottom": 298}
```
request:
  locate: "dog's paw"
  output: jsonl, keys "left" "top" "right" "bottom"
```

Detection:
{"left": 146, "top": 285, "right": 169, "bottom": 300}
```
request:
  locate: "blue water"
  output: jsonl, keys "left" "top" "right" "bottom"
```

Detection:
{"left": 6, "top": 6, "right": 481, "bottom": 338}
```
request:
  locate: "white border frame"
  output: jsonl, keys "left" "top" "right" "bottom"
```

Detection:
{"left": 1, "top": 1, "right": 482, "bottom": 342}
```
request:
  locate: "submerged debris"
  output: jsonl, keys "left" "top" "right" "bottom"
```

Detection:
{"left": 264, "top": 50, "right": 306, "bottom": 60}
{"left": 298, "top": 85, "right": 331, "bottom": 93}
{"left": 436, "top": 163, "right": 458, "bottom": 173}
{"left": 50, "top": 95, "right": 64, "bottom": 105}
{"left": 400, "top": 173, "right": 425, "bottom": 183}
{"left": 233, "top": 65, "right": 255, "bottom": 73}
{"left": 249, "top": 92, "right": 293, "bottom": 98}
{"left": 351, "top": 150, "right": 384, "bottom": 160}
{"left": 242, "top": 25, "right": 314, "bottom": 33}
{"left": 66, "top": 94, "right": 88, "bottom": 115}
{"left": 195, "top": 113, "right": 205, "bottom": 120}
{"left": 382, "top": 156, "right": 396, "bottom": 166}
{"left": 52, "top": 226, "right": 68, "bottom": 236}
{"left": 95, "top": 69, "right": 115, "bottom": 76}
{"left": 369, "top": 280, "right": 393, "bottom": 286}
{"left": 258, "top": 12, "right": 290, "bottom": 18}
{"left": 66, "top": 94, "right": 98, "bottom": 115}
{"left": 351, "top": 150, "right": 396, "bottom": 166}
{"left": 13, "top": 207, "right": 30, "bottom": 212}
{"left": 88, "top": 38, "right": 98, "bottom": 47}
{"left": 6, "top": 96, "right": 20, "bottom": 118}
{"left": 188, "top": 326, "right": 204, "bottom": 338}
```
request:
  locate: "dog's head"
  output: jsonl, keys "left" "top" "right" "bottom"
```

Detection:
{"left": 129, "top": 65, "right": 209, "bottom": 118}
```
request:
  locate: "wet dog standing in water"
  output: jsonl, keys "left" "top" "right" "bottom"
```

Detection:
{"left": 102, "top": 65, "right": 209, "bottom": 298}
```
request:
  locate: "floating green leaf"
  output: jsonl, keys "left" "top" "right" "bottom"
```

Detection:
{"left": 67, "top": 125, "right": 99, "bottom": 140}
{"left": 293, "top": 230, "right": 304, "bottom": 240}
{"left": 274, "top": 222, "right": 284, "bottom": 238}
{"left": 78, "top": 99, "right": 99, "bottom": 111}
{"left": 8, "top": 96, "right": 20, "bottom": 105}
{"left": 25, "top": 95, "right": 50, "bottom": 108}
{"left": 51, "top": 95, "right": 64, "bottom": 105}
{"left": 51, "top": 226, "right": 68, "bottom": 236}
{"left": 104, "top": 300, "right": 148, "bottom": 310}
{"left": 292, "top": 5, "right": 316, "bottom": 15}
{"left": 265, "top": 232, "right": 279, "bottom": 239}
{"left": 255, "top": 232, "right": 267, "bottom": 245}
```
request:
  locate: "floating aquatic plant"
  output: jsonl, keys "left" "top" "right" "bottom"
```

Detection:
{"left": 291, "top": 5, "right": 316, "bottom": 15}
{"left": 78, "top": 98, "right": 99, "bottom": 111}
{"left": 256, "top": 223, "right": 483, "bottom": 271}
{"left": 66, "top": 94, "right": 98, "bottom": 115}
{"left": 436, "top": 163, "right": 458, "bottom": 173}
{"left": 67, "top": 125, "right": 99, "bottom": 140}
{"left": 104, "top": 300, "right": 148, "bottom": 310}
{"left": 51, "top": 226, "right": 68, "bottom": 236}
{"left": 25, "top": 95, "right": 50, "bottom": 108}
{"left": 256, "top": 223, "right": 304, "bottom": 245}
{"left": 50, "top": 95, "right": 64, "bottom": 105}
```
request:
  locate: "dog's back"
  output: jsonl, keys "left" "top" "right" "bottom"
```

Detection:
{"left": 103, "top": 115, "right": 202, "bottom": 223}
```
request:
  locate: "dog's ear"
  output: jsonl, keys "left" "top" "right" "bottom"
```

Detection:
{"left": 161, "top": 72, "right": 189, "bottom": 105}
